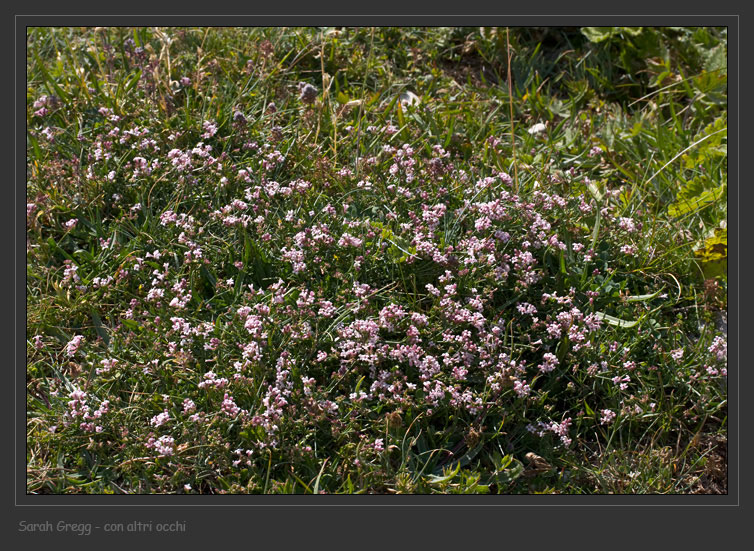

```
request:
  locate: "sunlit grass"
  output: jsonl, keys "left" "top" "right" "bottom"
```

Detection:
{"left": 26, "top": 26, "right": 727, "bottom": 494}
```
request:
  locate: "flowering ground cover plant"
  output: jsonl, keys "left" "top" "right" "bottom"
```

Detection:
{"left": 26, "top": 27, "right": 728, "bottom": 494}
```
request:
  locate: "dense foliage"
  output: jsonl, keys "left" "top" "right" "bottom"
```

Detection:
{"left": 27, "top": 27, "right": 727, "bottom": 494}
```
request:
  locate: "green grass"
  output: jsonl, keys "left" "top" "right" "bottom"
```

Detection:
{"left": 26, "top": 26, "right": 727, "bottom": 494}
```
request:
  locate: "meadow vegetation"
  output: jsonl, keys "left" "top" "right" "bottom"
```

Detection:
{"left": 26, "top": 27, "right": 728, "bottom": 494}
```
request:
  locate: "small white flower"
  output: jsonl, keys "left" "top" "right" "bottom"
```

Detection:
{"left": 399, "top": 90, "right": 420, "bottom": 107}
{"left": 528, "top": 122, "right": 547, "bottom": 135}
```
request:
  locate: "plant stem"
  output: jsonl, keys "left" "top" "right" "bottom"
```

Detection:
{"left": 507, "top": 28, "right": 519, "bottom": 195}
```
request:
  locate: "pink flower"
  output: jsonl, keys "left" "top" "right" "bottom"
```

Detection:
{"left": 33, "top": 95, "right": 49, "bottom": 109}
{"left": 618, "top": 217, "right": 637, "bottom": 233}
{"left": 146, "top": 435, "right": 175, "bottom": 456}
{"left": 150, "top": 410, "right": 170, "bottom": 427}
{"left": 546, "top": 322, "right": 562, "bottom": 339}
{"left": 708, "top": 336, "right": 727, "bottom": 361}
{"left": 513, "top": 380, "right": 531, "bottom": 397}
{"left": 96, "top": 358, "right": 118, "bottom": 374}
{"left": 65, "top": 335, "right": 84, "bottom": 357}
{"left": 337, "top": 233, "right": 363, "bottom": 248}
{"left": 221, "top": 393, "right": 240, "bottom": 417}
{"left": 600, "top": 409, "right": 616, "bottom": 425}
{"left": 198, "top": 371, "right": 229, "bottom": 389}
{"left": 538, "top": 352, "right": 559, "bottom": 373}
{"left": 516, "top": 302, "right": 537, "bottom": 315}
{"left": 620, "top": 244, "right": 637, "bottom": 256}
{"left": 378, "top": 303, "right": 406, "bottom": 331}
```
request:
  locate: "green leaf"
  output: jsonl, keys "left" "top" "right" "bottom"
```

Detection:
{"left": 681, "top": 114, "right": 727, "bottom": 168}
{"left": 695, "top": 228, "right": 727, "bottom": 280}
{"left": 91, "top": 310, "right": 110, "bottom": 347}
{"left": 586, "top": 179, "right": 604, "bottom": 203}
{"left": 121, "top": 319, "right": 142, "bottom": 332}
{"left": 28, "top": 133, "right": 43, "bottom": 162}
{"left": 620, "top": 27, "right": 644, "bottom": 37}
{"left": 200, "top": 266, "right": 217, "bottom": 290}
{"left": 396, "top": 100, "right": 405, "bottom": 128}
{"left": 704, "top": 44, "right": 727, "bottom": 74}
{"left": 313, "top": 458, "right": 329, "bottom": 495}
{"left": 426, "top": 461, "right": 461, "bottom": 484}
{"left": 124, "top": 69, "right": 142, "bottom": 94}
{"left": 490, "top": 455, "right": 524, "bottom": 488}
{"left": 581, "top": 27, "right": 617, "bottom": 43}
{"left": 434, "top": 442, "right": 484, "bottom": 476}
{"left": 595, "top": 312, "right": 639, "bottom": 328}
{"left": 354, "top": 375, "right": 366, "bottom": 395}
{"left": 336, "top": 91, "right": 349, "bottom": 104}
{"left": 34, "top": 51, "right": 71, "bottom": 104}
{"left": 625, "top": 288, "right": 665, "bottom": 302}
{"left": 47, "top": 237, "right": 74, "bottom": 262}
{"left": 73, "top": 249, "right": 94, "bottom": 263}
{"left": 584, "top": 401, "right": 595, "bottom": 416}
{"left": 667, "top": 184, "right": 725, "bottom": 218}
